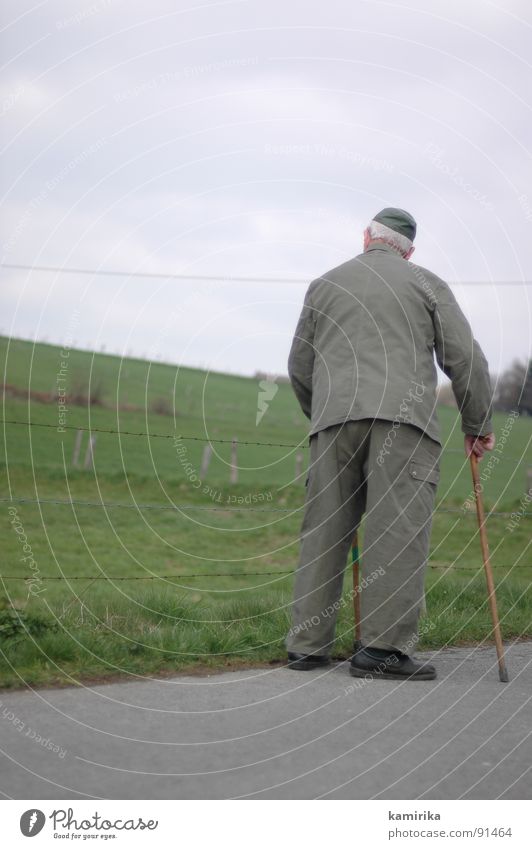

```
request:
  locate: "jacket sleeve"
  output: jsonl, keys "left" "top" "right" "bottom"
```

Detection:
{"left": 288, "top": 284, "right": 317, "bottom": 419}
{"left": 432, "top": 281, "right": 493, "bottom": 436}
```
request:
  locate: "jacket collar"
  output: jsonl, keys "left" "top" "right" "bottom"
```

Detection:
{"left": 364, "top": 241, "right": 404, "bottom": 257}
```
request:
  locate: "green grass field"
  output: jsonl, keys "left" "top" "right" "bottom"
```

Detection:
{"left": 1, "top": 336, "right": 531, "bottom": 688}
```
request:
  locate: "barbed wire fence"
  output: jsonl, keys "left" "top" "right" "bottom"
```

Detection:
{"left": 1, "top": 417, "right": 531, "bottom": 584}
{"left": 0, "top": 417, "right": 528, "bottom": 460}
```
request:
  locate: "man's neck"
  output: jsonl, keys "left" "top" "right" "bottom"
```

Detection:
{"left": 364, "top": 239, "right": 405, "bottom": 257}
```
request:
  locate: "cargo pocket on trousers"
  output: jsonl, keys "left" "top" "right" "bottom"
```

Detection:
{"left": 404, "top": 460, "right": 439, "bottom": 527}
{"left": 408, "top": 460, "right": 439, "bottom": 486}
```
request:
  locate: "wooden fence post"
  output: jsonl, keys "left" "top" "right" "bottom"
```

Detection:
{"left": 230, "top": 437, "right": 238, "bottom": 484}
{"left": 72, "top": 429, "right": 83, "bottom": 467}
{"left": 83, "top": 434, "right": 97, "bottom": 470}
{"left": 200, "top": 443, "right": 213, "bottom": 478}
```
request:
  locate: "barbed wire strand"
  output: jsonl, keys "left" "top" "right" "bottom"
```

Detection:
{"left": 1, "top": 496, "right": 530, "bottom": 518}
{"left": 1, "top": 563, "right": 528, "bottom": 581}
{"left": 0, "top": 418, "right": 527, "bottom": 462}
{"left": 0, "top": 419, "right": 298, "bottom": 449}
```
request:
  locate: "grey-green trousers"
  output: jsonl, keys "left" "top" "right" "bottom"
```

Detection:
{"left": 286, "top": 419, "right": 441, "bottom": 656}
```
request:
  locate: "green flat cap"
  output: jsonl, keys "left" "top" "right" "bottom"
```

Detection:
{"left": 372, "top": 207, "right": 416, "bottom": 241}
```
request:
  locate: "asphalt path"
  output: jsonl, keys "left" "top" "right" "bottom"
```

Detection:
{"left": 0, "top": 642, "right": 531, "bottom": 799}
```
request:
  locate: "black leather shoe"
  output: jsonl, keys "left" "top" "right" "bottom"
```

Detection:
{"left": 349, "top": 646, "right": 436, "bottom": 681}
{"left": 287, "top": 652, "right": 331, "bottom": 671}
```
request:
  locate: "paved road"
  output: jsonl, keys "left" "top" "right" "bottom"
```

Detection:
{"left": 0, "top": 643, "right": 531, "bottom": 799}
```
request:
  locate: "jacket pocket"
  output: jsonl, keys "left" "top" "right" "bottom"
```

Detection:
{"left": 408, "top": 460, "right": 439, "bottom": 486}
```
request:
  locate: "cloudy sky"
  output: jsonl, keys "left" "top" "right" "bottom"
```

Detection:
{"left": 1, "top": 0, "right": 531, "bottom": 378}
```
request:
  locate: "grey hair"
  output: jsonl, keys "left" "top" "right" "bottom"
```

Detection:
{"left": 367, "top": 220, "right": 413, "bottom": 256}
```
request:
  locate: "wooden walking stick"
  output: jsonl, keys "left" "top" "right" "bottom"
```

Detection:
{"left": 470, "top": 453, "right": 509, "bottom": 683}
{"left": 352, "top": 531, "right": 362, "bottom": 651}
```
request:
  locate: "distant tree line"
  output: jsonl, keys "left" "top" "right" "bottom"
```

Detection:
{"left": 492, "top": 358, "right": 532, "bottom": 415}
{"left": 437, "top": 358, "right": 532, "bottom": 416}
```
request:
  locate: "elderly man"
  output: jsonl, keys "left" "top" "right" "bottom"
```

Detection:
{"left": 286, "top": 207, "right": 494, "bottom": 680}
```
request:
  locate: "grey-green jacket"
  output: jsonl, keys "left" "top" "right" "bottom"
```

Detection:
{"left": 288, "top": 242, "right": 493, "bottom": 444}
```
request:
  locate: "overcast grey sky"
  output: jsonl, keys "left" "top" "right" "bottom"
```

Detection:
{"left": 1, "top": 0, "right": 531, "bottom": 378}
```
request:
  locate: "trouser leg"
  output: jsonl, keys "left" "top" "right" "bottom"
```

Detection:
{"left": 286, "top": 420, "right": 370, "bottom": 655}
{"left": 360, "top": 422, "right": 440, "bottom": 654}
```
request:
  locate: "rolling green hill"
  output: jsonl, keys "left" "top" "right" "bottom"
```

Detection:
{"left": 1, "top": 335, "right": 530, "bottom": 499}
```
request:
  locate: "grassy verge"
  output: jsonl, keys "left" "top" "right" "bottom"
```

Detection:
{"left": 1, "top": 467, "right": 531, "bottom": 689}
{"left": 1, "top": 575, "right": 531, "bottom": 689}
